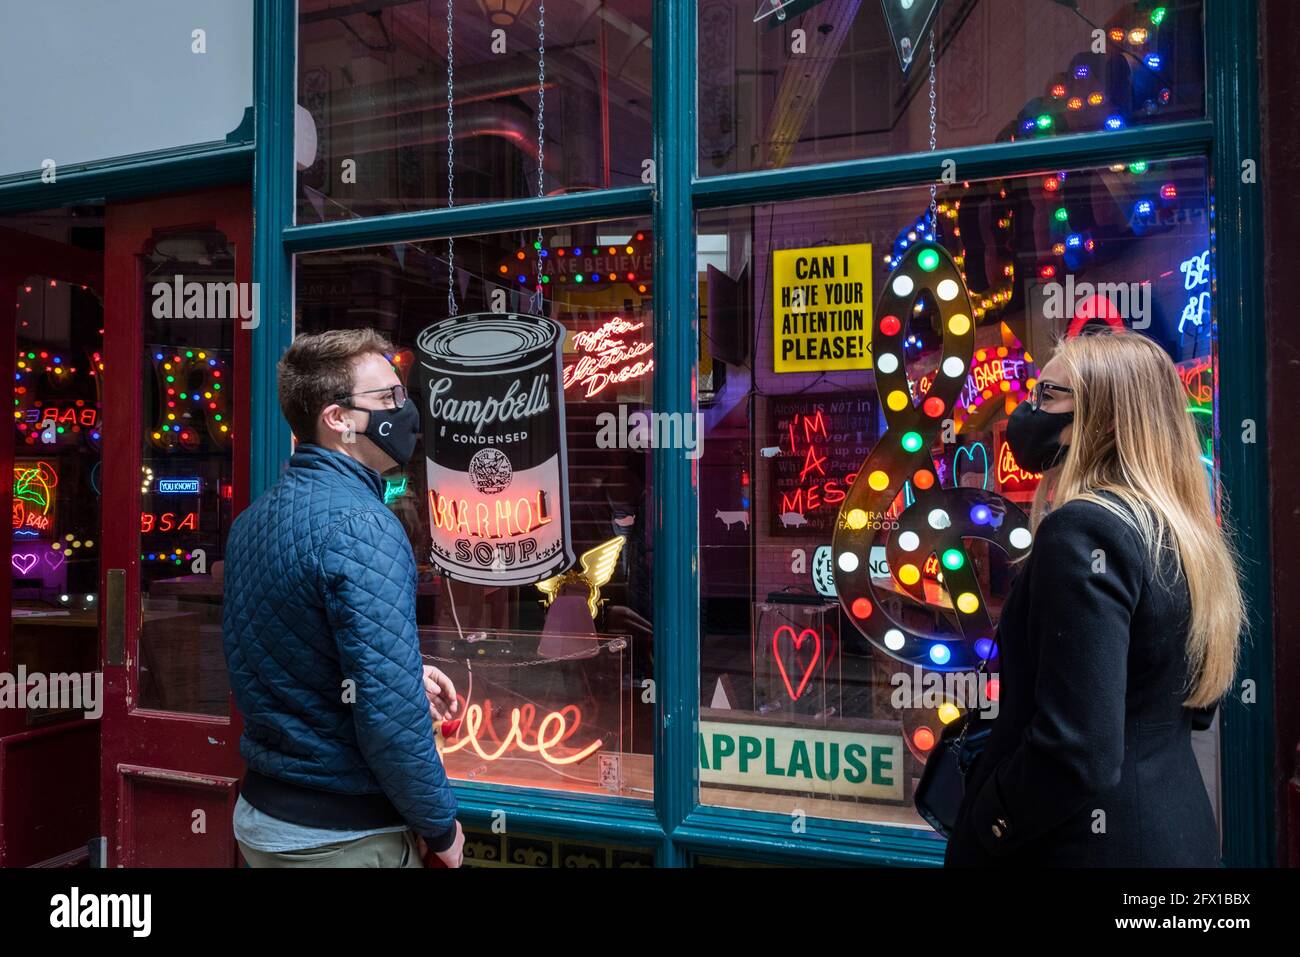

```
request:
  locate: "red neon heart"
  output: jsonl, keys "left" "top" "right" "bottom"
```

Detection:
{"left": 772, "top": 626, "right": 821, "bottom": 701}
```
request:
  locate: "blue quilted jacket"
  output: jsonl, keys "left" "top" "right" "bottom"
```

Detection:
{"left": 222, "top": 443, "right": 458, "bottom": 846}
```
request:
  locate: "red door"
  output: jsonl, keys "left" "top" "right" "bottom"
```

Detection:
{"left": 97, "top": 187, "right": 251, "bottom": 867}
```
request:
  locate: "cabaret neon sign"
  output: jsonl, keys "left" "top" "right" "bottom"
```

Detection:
{"left": 917, "top": 348, "right": 1029, "bottom": 421}
{"left": 437, "top": 699, "right": 602, "bottom": 766}
{"left": 562, "top": 317, "right": 654, "bottom": 398}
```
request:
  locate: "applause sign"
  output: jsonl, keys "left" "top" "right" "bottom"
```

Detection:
{"left": 772, "top": 243, "right": 873, "bottom": 373}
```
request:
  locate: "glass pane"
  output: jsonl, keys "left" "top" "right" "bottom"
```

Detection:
{"left": 135, "top": 229, "right": 237, "bottom": 716}
{"left": 698, "top": 0, "right": 1203, "bottom": 176}
{"left": 5, "top": 207, "right": 106, "bottom": 725}
{"left": 296, "top": 0, "right": 653, "bottom": 221}
{"left": 0, "top": 0, "right": 253, "bottom": 179}
{"left": 295, "top": 216, "right": 655, "bottom": 798}
{"left": 698, "top": 156, "right": 1219, "bottom": 832}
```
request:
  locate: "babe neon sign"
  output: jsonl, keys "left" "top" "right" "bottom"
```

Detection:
{"left": 563, "top": 317, "right": 654, "bottom": 398}
{"left": 438, "top": 698, "right": 603, "bottom": 766}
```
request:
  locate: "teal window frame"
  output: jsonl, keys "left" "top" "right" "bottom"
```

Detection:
{"left": 0, "top": 0, "right": 1268, "bottom": 868}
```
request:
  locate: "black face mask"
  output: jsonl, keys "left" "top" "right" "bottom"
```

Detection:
{"left": 356, "top": 400, "right": 421, "bottom": 467}
{"left": 1005, "top": 399, "right": 1073, "bottom": 473}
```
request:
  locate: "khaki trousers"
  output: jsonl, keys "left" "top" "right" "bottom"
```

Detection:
{"left": 238, "top": 829, "right": 424, "bottom": 868}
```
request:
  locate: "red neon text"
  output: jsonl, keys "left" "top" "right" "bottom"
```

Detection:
{"left": 563, "top": 317, "right": 654, "bottom": 397}
{"left": 141, "top": 512, "right": 198, "bottom": 533}
{"left": 439, "top": 698, "right": 602, "bottom": 765}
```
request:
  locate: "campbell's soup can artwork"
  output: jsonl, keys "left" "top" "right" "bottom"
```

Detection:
{"left": 416, "top": 313, "right": 575, "bottom": 586}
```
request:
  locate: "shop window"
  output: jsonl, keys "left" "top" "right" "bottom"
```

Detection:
{"left": 0, "top": 0, "right": 253, "bottom": 179}
{"left": 6, "top": 211, "right": 105, "bottom": 724}
{"left": 297, "top": 0, "right": 653, "bottom": 221}
{"left": 135, "top": 228, "right": 238, "bottom": 716}
{"left": 295, "top": 216, "right": 655, "bottom": 799}
{"left": 697, "top": 156, "right": 1219, "bottom": 830}
{"left": 697, "top": 0, "right": 1203, "bottom": 176}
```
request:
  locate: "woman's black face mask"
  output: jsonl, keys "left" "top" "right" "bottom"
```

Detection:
{"left": 1005, "top": 400, "right": 1073, "bottom": 473}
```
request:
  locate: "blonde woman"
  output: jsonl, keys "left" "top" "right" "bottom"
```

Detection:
{"left": 944, "top": 330, "right": 1243, "bottom": 867}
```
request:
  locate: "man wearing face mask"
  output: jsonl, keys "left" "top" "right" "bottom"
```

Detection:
{"left": 222, "top": 328, "right": 464, "bottom": 868}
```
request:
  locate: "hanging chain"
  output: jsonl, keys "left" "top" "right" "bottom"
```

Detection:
{"left": 928, "top": 27, "right": 938, "bottom": 228}
{"left": 534, "top": 1, "right": 547, "bottom": 311}
{"left": 446, "top": 0, "right": 457, "bottom": 315}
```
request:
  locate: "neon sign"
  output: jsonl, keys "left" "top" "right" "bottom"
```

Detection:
{"left": 437, "top": 699, "right": 602, "bottom": 766}
{"left": 156, "top": 477, "right": 201, "bottom": 494}
{"left": 1177, "top": 356, "right": 1215, "bottom": 482}
{"left": 562, "top": 317, "right": 654, "bottom": 398}
{"left": 916, "top": 325, "right": 1032, "bottom": 430}
{"left": 140, "top": 512, "right": 198, "bottom": 533}
{"left": 994, "top": 429, "right": 1042, "bottom": 492}
{"left": 1178, "top": 249, "right": 1211, "bottom": 338}
{"left": 772, "top": 625, "right": 822, "bottom": 701}
{"left": 769, "top": 395, "right": 878, "bottom": 536}
{"left": 13, "top": 461, "right": 57, "bottom": 537}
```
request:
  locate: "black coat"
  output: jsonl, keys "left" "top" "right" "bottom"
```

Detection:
{"left": 944, "top": 493, "right": 1221, "bottom": 867}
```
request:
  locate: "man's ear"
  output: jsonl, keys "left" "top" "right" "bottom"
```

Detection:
{"left": 319, "top": 402, "right": 355, "bottom": 443}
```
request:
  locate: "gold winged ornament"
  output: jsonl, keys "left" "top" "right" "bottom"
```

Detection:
{"left": 536, "top": 536, "right": 626, "bottom": 619}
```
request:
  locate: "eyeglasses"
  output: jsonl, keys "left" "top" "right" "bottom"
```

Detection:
{"left": 335, "top": 384, "right": 408, "bottom": 410}
{"left": 1028, "top": 380, "right": 1073, "bottom": 411}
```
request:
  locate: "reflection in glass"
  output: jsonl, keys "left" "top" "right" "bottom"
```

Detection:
{"left": 297, "top": 0, "right": 652, "bottom": 220}
{"left": 698, "top": 0, "right": 1203, "bottom": 175}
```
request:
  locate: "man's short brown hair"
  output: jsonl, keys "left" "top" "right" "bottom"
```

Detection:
{"left": 277, "top": 328, "right": 395, "bottom": 444}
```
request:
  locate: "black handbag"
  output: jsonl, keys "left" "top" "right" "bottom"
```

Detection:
{"left": 913, "top": 662, "right": 994, "bottom": 838}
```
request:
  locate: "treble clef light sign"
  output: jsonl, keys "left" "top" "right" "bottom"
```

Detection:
{"left": 831, "top": 243, "right": 1034, "bottom": 672}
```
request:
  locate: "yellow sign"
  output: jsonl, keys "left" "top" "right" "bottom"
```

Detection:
{"left": 772, "top": 243, "right": 873, "bottom": 372}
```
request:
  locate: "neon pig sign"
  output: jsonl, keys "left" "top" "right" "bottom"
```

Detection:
{"left": 562, "top": 317, "right": 654, "bottom": 398}
{"left": 417, "top": 313, "right": 575, "bottom": 587}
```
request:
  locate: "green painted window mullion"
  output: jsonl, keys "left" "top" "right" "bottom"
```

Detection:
{"left": 281, "top": 186, "right": 653, "bottom": 254}
{"left": 253, "top": 0, "right": 297, "bottom": 500}
{"left": 1206, "top": 0, "right": 1274, "bottom": 868}
{"left": 652, "top": 0, "right": 700, "bottom": 868}
{"left": 690, "top": 119, "right": 1215, "bottom": 211}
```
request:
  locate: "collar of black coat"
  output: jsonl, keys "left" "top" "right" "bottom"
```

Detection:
{"left": 289, "top": 443, "right": 386, "bottom": 500}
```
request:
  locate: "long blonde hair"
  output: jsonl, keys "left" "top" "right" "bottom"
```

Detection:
{"left": 1028, "top": 331, "right": 1242, "bottom": 708}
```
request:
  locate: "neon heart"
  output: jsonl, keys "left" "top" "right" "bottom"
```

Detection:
{"left": 772, "top": 625, "right": 822, "bottom": 701}
{"left": 11, "top": 553, "right": 38, "bottom": 575}
{"left": 44, "top": 550, "right": 66, "bottom": 570}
